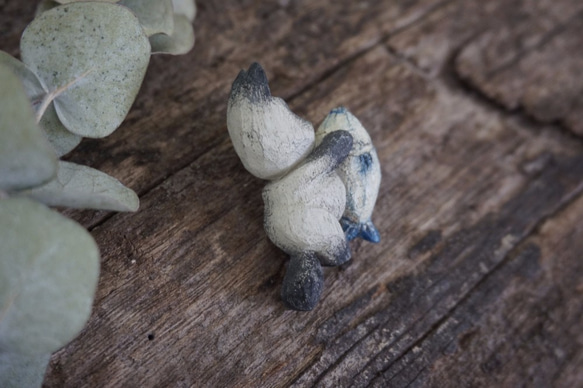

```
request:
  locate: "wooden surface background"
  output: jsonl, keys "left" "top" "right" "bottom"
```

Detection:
{"left": 2, "top": 0, "right": 583, "bottom": 387}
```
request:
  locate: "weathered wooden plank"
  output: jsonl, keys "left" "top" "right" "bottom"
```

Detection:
{"left": 386, "top": 0, "right": 583, "bottom": 137}
{"left": 381, "top": 195, "right": 583, "bottom": 388}
{"left": 456, "top": 10, "right": 583, "bottom": 135}
{"left": 386, "top": 0, "right": 583, "bottom": 79}
{"left": 0, "top": 1, "right": 35, "bottom": 57}
{"left": 292, "top": 157, "right": 583, "bottom": 387}
{"left": 42, "top": 43, "right": 583, "bottom": 386}
{"left": 2, "top": 1, "right": 583, "bottom": 387}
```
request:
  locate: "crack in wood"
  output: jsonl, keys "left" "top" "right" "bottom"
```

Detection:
{"left": 445, "top": 42, "right": 583, "bottom": 146}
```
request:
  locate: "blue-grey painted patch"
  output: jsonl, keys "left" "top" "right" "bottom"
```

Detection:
{"left": 341, "top": 217, "right": 381, "bottom": 243}
{"left": 359, "top": 152, "right": 373, "bottom": 174}
{"left": 330, "top": 106, "right": 347, "bottom": 115}
{"left": 360, "top": 221, "right": 380, "bottom": 243}
{"left": 345, "top": 190, "right": 356, "bottom": 214}
{"left": 341, "top": 217, "right": 360, "bottom": 241}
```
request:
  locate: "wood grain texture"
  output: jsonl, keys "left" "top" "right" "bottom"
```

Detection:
{"left": 1, "top": 1, "right": 582, "bottom": 387}
{"left": 387, "top": 0, "right": 583, "bottom": 137}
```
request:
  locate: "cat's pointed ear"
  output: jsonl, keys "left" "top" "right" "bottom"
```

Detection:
{"left": 230, "top": 62, "right": 271, "bottom": 104}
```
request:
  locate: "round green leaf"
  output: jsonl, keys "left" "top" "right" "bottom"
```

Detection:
{"left": 22, "top": 161, "right": 139, "bottom": 212}
{"left": 0, "top": 52, "right": 82, "bottom": 156}
{"left": 54, "top": 0, "right": 118, "bottom": 3}
{"left": 39, "top": 104, "right": 82, "bottom": 157}
{"left": 119, "top": 0, "right": 174, "bottom": 37}
{"left": 0, "top": 65, "right": 57, "bottom": 191}
{"left": 150, "top": 14, "right": 195, "bottom": 55}
{"left": 0, "top": 198, "right": 100, "bottom": 355}
{"left": 172, "top": 0, "right": 197, "bottom": 22}
{"left": 20, "top": 2, "right": 151, "bottom": 138}
{"left": 36, "top": 1, "right": 120, "bottom": 18}
{"left": 0, "top": 51, "right": 45, "bottom": 104}
{"left": 0, "top": 353, "right": 50, "bottom": 388}
{"left": 35, "top": 0, "right": 60, "bottom": 16}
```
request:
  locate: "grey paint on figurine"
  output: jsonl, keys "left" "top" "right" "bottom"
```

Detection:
{"left": 316, "top": 107, "right": 381, "bottom": 243}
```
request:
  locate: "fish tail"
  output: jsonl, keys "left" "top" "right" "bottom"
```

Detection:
{"left": 341, "top": 217, "right": 360, "bottom": 241}
{"left": 341, "top": 218, "right": 381, "bottom": 243}
{"left": 360, "top": 220, "right": 380, "bottom": 243}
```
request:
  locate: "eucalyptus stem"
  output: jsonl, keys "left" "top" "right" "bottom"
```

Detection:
{"left": 35, "top": 69, "right": 93, "bottom": 123}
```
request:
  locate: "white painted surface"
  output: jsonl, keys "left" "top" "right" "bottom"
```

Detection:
{"left": 316, "top": 107, "right": 381, "bottom": 227}
{"left": 227, "top": 95, "right": 315, "bottom": 181}
{"left": 227, "top": 68, "right": 349, "bottom": 265}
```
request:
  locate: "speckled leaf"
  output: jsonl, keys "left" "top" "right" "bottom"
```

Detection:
{"left": 0, "top": 52, "right": 82, "bottom": 156}
{"left": 119, "top": 0, "right": 174, "bottom": 37}
{"left": 150, "top": 14, "right": 195, "bottom": 55}
{"left": 53, "top": 0, "right": 118, "bottom": 3}
{"left": 39, "top": 104, "right": 82, "bottom": 157}
{"left": 0, "top": 353, "right": 50, "bottom": 388}
{"left": 0, "top": 65, "right": 57, "bottom": 191}
{"left": 21, "top": 161, "right": 139, "bottom": 212}
{"left": 172, "top": 0, "right": 196, "bottom": 22}
{"left": 20, "top": 2, "right": 151, "bottom": 138}
{"left": 35, "top": 0, "right": 60, "bottom": 16}
{"left": 0, "top": 198, "right": 100, "bottom": 355}
{"left": 36, "top": 1, "right": 121, "bottom": 17}
{"left": 0, "top": 51, "right": 45, "bottom": 103}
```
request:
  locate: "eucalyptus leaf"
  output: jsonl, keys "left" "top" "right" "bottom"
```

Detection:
{"left": 39, "top": 104, "right": 82, "bottom": 157}
{"left": 20, "top": 2, "right": 151, "bottom": 138}
{"left": 150, "top": 14, "right": 195, "bottom": 55}
{"left": 0, "top": 198, "right": 100, "bottom": 355}
{"left": 0, "top": 51, "right": 45, "bottom": 103}
{"left": 0, "top": 51, "right": 82, "bottom": 156}
{"left": 0, "top": 352, "right": 50, "bottom": 388}
{"left": 53, "top": 0, "right": 118, "bottom": 3}
{"left": 0, "top": 65, "right": 57, "bottom": 191}
{"left": 119, "top": 0, "right": 174, "bottom": 37}
{"left": 21, "top": 161, "right": 139, "bottom": 212}
{"left": 172, "top": 0, "right": 197, "bottom": 22}
{"left": 35, "top": 0, "right": 60, "bottom": 16}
